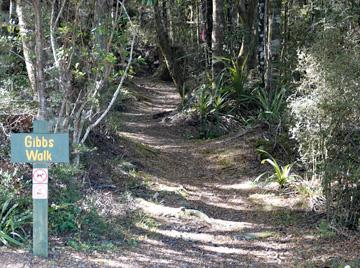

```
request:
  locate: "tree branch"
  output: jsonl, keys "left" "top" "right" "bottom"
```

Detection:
{"left": 80, "top": 1, "right": 135, "bottom": 144}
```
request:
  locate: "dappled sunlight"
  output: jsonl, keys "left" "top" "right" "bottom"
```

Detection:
{"left": 135, "top": 197, "right": 261, "bottom": 232}
{"left": 212, "top": 180, "right": 255, "bottom": 190}
{"left": 249, "top": 193, "right": 302, "bottom": 209}
{"left": 135, "top": 197, "right": 183, "bottom": 217}
{"left": 197, "top": 244, "right": 248, "bottom": 255}
{"left": 150, "top": 228, "right": 239, "bottom": 245}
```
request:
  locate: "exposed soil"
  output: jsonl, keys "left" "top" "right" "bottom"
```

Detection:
{"left": 1, "top": 78, "right": 359, "bottom": 267}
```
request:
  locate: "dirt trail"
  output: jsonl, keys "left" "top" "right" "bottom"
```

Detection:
{"left": 1, "top": 78, "right": 358, "bottom": 268}
{"left": 108, "top": 78, "right": 352, "bottom": 268}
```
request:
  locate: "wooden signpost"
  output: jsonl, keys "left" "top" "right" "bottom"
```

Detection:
{"left": 10, "top": 120, "right": 69, "bottom": 258}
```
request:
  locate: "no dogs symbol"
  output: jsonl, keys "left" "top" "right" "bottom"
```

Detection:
{"left": 32, "top": 168, "right": 48, "bottom": 183}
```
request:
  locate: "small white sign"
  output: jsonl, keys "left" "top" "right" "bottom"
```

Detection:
{"left": 33, "top": 168, "right": 48, "bottom": 184}
{"left": 32, "top": 184, "right": 48, "bottom": 199}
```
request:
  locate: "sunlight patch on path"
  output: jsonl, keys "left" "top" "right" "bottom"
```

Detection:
{"left": 212, "top": 180, "right": 255, "bottom": 190}
{"left": 136, "top": 198, "right": 259, "bottom": 231}
{"left": 249, "top": 193, "right": 302, "bottom": 209}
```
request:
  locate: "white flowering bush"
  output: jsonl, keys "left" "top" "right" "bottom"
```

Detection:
{"left": 289, "top": 22, "right": 360, "bottom": 229}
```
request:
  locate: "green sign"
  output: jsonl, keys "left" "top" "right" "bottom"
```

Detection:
{"left": 10, "top": 120, "right": 70, "bottom": 258}
{"left": 11, "top": 133, "right": 69, "bottom": 163}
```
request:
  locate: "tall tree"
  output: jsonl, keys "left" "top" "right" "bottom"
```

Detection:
{"left": 258, "top": 0, "right": 266, "bottom": 85}
{"left": 211, "top": 0, "right": 224, "bottom": 78}
{"left": 238, "top": 0, "right": 258, "bottom": 69}
{"left": 153, "top": 0, "right": 185, "bottom": 95}
{"left": 32, "top": 0, "right": 46, "bottom": 119}
{"left": 266, "top": 0, "right": 282, "bottom": 91}
{"left": 16, "top": 0, "right": 37, "bottom": 98}
{"left": 199, "top": 0, "right": 207, "bottom": 43}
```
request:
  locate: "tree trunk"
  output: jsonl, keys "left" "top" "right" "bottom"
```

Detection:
{"left": 226, "top": 0, "right": 238, "bottom": 54}
{"left": 199, "top": 0, "right": 207, "bottom": 43}
{"left": 265, "top": 0, "right": 281, "bottom": 91}
{"left": 94, "top": 0, "right": 112, "bottom": 51}
{"left": 206, "top": 0, "right": 212, "bottom": 48}
{"left": 238, "top": 0, "right": 258, "bottom": 69}
{"left": 154, "top": 0, "right": 185, "bottom": 96}
{"left": 15, "top": 0, "right": 37, "bottom": 98}
{"left": 32, "top": 0, "right": 46, "bottom": 119}
{"left": 211, "top": 0, "right": 225, "bottom": 79}
{"left": 50, "top": 0, "right": 73, "bottom": 132}
{"left": 166, "top": 0, "right": 174, "bottom": 44}
{"left": 9, "top": 0, "right": 15, "bottom": 22}
{"left": 257, "top": 0, "right": 266, "bottom": 86}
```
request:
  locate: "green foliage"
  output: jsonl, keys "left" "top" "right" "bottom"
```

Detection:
{"left": 225, "top": 57, "right": 248, "bottom": 98}
{"left": 49, "top": 165, "right": 82, "bottom": 235}
{"left": 194, "top": 82, "right": 231, "bottom": 139}
{"left": 0, "top": 169, "right": 31, "bottom": 247}
{"left": 216, "top": 56, "right": 254, "bottom": 107}
{"left": 140, "top": 0, "right": 156, "bottom": 6}
{"left": 0, "top": 198, "right": 31, "bottom": 246}
{"left": 256, "top": 149, "right": 299, "bottom": 188}
{"left": 317, "top": 220, "right": 336, "bottom": 238}
{"left": 48, "top": 164, "right": 135, "bottom": 249}
{"left": 289, "top": 6, "right": 360, "bottom": 229}
{"left": 49, "top": 203, "right": 80, "bottom": 234}
{"left": 255, "top": 88, "right": 286, "bottom": 125}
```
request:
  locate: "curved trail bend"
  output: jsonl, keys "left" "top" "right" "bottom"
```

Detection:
{"left": 1, "top": 78, "right": 355, "bottom": 268}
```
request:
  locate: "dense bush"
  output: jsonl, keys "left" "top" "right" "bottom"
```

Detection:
{"left": 289, "top": 8, "right": 360, "bottom": 229}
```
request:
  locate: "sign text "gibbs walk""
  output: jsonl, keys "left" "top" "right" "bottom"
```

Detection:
{"left": 11, "top": 133, "right": 69, "bottom": 163}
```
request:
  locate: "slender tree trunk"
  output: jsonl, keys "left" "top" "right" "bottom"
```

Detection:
{"left": 16, "top": 0, "right": 37, "bottom": 98}
{"left": 167, "top": 0, "right": 174, "bottom": 44}
{"left": 154, "top": 0, "right": 185, "bottom": 96}
{"left": 50, "top": 0, "right": 73, "bottom": 132}
{"left": 226, "top": 0, "right": 238, "bottom": 53}
{"left": 206, "top": 0, "right": 212, "bottom": 49}
{"left": 258, "top": 0, "right": 266, "bottom": 86}
{"left": 94, "top": 0, "right": 112, "bottom": 51}
{"left": 199, "top": 0, "right": 207, "bottom": 43}
{"left": 211, "top": 0, "right": 225, "bottom": 79}
{"left": 33, "top": 0, "right": 46, "bottom": 119}
{"left": 281, "top": 0, "right": 289, "bottom": 80}
{"left": 9, "top": 0, "right": 15, "bottom": 22}
{"left": 265, "top": 0, "right": 281, "bottom": 91}
{"left": 238, "top": 0, "right": 258, "bottom": 69}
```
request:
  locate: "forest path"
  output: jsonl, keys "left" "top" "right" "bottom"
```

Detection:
{"left": 1, "top": 79, "right": 353, "bottom": 268}
{"left": 110, "top": 78, "right": 326, "bottom": 267}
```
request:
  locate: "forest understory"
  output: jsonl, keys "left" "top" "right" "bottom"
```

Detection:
{"left": 1, "top": 78, "right": 359, "bottom": 268}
